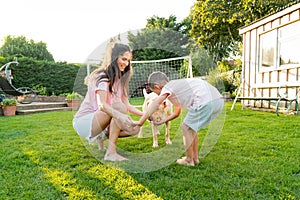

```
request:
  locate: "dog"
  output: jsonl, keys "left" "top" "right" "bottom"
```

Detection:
{"left": 138, "top": 88, "right": 172, "bottom": 148}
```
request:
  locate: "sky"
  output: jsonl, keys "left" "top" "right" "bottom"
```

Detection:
{"left": 0, "top": 0, "right": 195, "bottom": 63}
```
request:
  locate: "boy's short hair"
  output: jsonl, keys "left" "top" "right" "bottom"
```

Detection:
{"left": 148, "top": 71, "right": 169, "bottom": 89}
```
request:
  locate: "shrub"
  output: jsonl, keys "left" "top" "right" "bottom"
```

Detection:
{"left": 66, "top": 92, "right": 83, "bottom": 101}
{"left": 1, "top": 98, "right": 18, "bottom": 107}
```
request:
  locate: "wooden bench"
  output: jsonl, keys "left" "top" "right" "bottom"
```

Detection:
{"left": 231, "top": 85, "right": 299, "bottom": 116}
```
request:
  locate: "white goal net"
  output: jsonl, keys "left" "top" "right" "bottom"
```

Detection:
{"left": 129, "top": 56, "right": 192, "bottom": 99}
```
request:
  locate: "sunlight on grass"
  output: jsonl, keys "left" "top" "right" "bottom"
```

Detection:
{"left": 23, "top": 149, "right": 96, "bottom": 199}
{"left": 42, "top": 169, "right": 94, "bottom": 199}
{"left": 88, "top": 166, "right": 163, "bottom": 200}
{"left": 21, "top": 143, "right": 163, "bottom": 199}
{"left": 0, "top": 103, "right": 299, "bottom": 199}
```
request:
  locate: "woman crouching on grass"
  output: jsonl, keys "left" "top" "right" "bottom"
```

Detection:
{"left": 73, "top": 42, "right": 143, "bottom": 161}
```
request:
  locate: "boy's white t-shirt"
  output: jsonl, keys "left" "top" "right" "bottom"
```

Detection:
{"left": 160, "top": 78, "right": 222, "bottom": 108}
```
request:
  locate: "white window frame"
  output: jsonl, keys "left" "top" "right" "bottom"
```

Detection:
{"left": 259, "top": 30, "right": 278, "bottom": 72}
{"left": 278, "top": 20, "right": 300, "bottom": 68}
{"left": 259, "top": 20, "right": 300, "bottom": 72}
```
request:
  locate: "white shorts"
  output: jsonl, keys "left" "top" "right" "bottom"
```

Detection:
{"left": 184, "top": 98, "right": 224, "bottom": 132}
{"left": 73, "top": 112, "right": 98, "bottom": 142}
{"left": 73, "top": 113, "right": 95, "bottom": 140}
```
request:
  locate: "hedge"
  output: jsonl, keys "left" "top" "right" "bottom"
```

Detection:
{"left": 1, "top": 57, "right": 84, "bottom": 96}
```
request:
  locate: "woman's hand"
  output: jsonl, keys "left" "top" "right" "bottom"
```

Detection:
{"left": 114, "top": 116, "right": 141, "bottom": 135}
{"left": 115, "top": 113, "right": 135, "bottom": 131}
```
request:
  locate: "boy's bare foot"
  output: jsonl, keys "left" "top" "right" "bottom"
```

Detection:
{"left": 104, "top": 153, "right": 128, "bottom": 162}
{"left": 176, "top": 157, "right": 195, "bottom": 166}
{"left": 194, "top": 158, "right": 200, "bottom": 164}
{"left": 181, "top": 156, "right": 199, "bottom": 164}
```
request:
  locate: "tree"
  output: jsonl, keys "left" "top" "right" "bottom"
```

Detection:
{"left": 190, "top": 0, "right": 244, "bottom": 65}
{"left": 190, "top": 47, "right": 214, "bottom": 76}
{"left": 128, "top": 15, "right": 190, "bottom": 60}
{"left": 0, "top": 35, "right": 54, "bottom": 61}
{"left": 189, "top": 0, "right": 298, "bottom": 65}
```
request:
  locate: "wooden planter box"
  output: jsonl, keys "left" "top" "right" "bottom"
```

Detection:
{"left": 35, "top": 96, "right": 66, "bottom": 102}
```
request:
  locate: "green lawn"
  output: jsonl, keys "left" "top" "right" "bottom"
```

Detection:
{"left": 0, "top": 103, "right": 299, "bottom": 200}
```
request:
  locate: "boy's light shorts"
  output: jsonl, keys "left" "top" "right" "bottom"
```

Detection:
{"left": 184, "top": 98, "right": 224, "bottom": 132}
{"left": 73, "top": 112, "right": 97, "bottom": 142}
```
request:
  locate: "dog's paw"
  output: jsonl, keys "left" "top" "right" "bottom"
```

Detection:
{"left": 166, "top": 139, "right": 172, "bottom": 145}
{"left": 152, "top": 142, "right": 159, "bottom": 148}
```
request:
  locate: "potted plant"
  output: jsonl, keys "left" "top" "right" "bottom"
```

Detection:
{"left": 222, "top": 92, "right": 231, "bottom": 102}
{"left": 1, "top": 98, "right": 18, "bottom": 116}
{"left": 66, "top": 92, "right": 83, "bottom": 110}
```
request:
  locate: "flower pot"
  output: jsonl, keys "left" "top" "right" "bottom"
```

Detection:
{"left": 223, "top": 93, "right": 231, "bottom": 102}
{"left": 2, "top": 105, "right": 17, "bottom": 116}
{"left": 67, "top": 99, "right": 81, "bottom": 110}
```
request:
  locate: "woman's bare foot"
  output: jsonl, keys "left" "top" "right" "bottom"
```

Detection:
{"left": 104, "top": 153, "right": 128, "bottom": 161}
{"left": 176, "top": 157, "right": 195, "bottom": 166}
{"left": 96, "top": 128, "right": 109, "bottom": 151}
{"left": 97, "top": 137, "right": 106, "bottom": 151}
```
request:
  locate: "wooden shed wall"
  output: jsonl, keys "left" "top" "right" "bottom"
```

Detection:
{"left": 239, "top": 3, "right": 300, "bottom": 110}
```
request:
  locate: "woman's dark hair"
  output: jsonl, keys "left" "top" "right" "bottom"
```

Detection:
{"left": 94, "top": 43, "right": 132, "bottom": 95}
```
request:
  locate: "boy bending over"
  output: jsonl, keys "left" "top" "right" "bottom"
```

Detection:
{"left": 136, "top": 72, "right": 224, "bottom": 166}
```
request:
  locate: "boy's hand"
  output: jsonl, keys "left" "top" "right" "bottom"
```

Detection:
{"left": 153, "top": 119, "right": 166, "bottom": 126}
